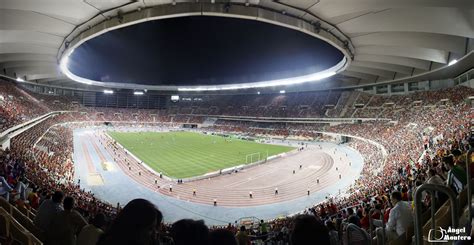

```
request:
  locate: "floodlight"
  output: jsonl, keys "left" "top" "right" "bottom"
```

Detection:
{"left": 104, "top": 90, "right": 114, "bottom": 94}
{"left": 171, "top": 95, "right": 179, "bottom": 101}
{"left": 177, "top": 70, "right": 338, "bottom": 91}
{"left": 448, "top": 59, "right": 458, "bottom": 66}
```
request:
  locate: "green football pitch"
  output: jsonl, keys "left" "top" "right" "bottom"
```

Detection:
{"left": 107, "top": 131, "right": 294, "bottom": 178}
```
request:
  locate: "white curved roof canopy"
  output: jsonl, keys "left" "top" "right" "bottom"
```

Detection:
{"left": 1, "top": 0, "right": 473, "bottom": 90}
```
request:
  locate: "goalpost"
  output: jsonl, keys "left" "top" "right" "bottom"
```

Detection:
{"left": 245, "top": 152, "right": 261, "bottom": 164}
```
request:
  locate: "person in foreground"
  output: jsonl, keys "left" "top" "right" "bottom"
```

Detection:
{"left": 46, "top": 196, "right": 88, "bottom": 245}
{"left": 34, "top": 190, "right": 64, "bottom": 232}
{"left": 209, "top": 228, "right": 238, "bottom": 245}
{"left": 77, "top": 213, "right": 107, "bottom": 245}
{"left": 375, "top": 191, "right": 414, "bottom": 244}
{"left": 290, "top": 214, "right": 330, "bottom": 245}
{"left": 97, "top": 198, "right": 163, "bottom": 245}
{"left": 171, "top": 219, "right": 209, "bottom": 245}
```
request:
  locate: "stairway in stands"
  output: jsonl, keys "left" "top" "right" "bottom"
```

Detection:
{"left": 326, "top": 92, "right": 350, "bottom": 117}
{"left": 201, "top": 117, "right": 218, "bottom": 127}
{"left": 339, "top": 92, "right": 361, "bottom": 117}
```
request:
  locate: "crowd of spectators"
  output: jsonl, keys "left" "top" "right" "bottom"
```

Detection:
{"left": 0, "top": 81, "right": 49, "bottom": 131}
{"left": 347, "top": 140, "right": 385, "bottom": 177}
{"left": 3, "top": 80, "right": 472, "bottom": 130}
{"left": 0, "top": 81, "right": 473, "bottom": 244}
{"left": 175, "top": 90, "right": 343, "bottom": 118}
{"left": 201, "top": 87, "right": 473, "bottom": 244}
{"left": 212, "top": 120, "right": 327, "bottom": 139}
{"left": 2, "top": 114, "right": 117, "bottom": 221}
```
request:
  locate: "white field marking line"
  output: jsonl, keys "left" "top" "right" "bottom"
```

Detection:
{"left": 225, "top": 155, "right": 333, "bottom": 191}
{"left": 222, "top": 151, "right": 326, "bottom": 189}
{"left": 221, "top": 164, "right": 281, "bottom": 188}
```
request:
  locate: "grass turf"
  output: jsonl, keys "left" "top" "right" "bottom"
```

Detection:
{"left": 107, "top": 131, "right": 294, "bottom": 178}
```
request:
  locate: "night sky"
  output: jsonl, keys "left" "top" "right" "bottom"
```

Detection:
{"left": 68, "top": 16, "right": 344, "bottom": 86}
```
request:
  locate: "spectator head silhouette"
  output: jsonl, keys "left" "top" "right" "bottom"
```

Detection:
{"left": 63, "top": 196, "right": 74, "bottom": 210}
{"left": 209, "top": 228, "right": 237, "bottom": 245}
{"left": 290, "top": 215, "right": 330, "bottom": 245}
{"left": 171, "top": 219, "right": 209, "bottom": 245}
{"left": 92, "top": 213, "right": 107, "bottom": 230}
{"left": 97, "top": 198, "right": 162, "bottom": 245}
{"left": 52, "top": 191, "right": 64, "bottom": 204}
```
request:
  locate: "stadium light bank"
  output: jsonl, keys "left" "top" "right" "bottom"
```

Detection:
{"left": 60, "top": 49, "right": 92, "bottom": 85}
{"left": 177, "top": 69, "right": 338, "bottom": 92}
{"left": 60, "top": 48, "right": 345, "bottom": 91}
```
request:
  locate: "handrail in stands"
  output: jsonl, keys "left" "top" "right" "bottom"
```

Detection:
{"left": 429, "top": 190, "right": 436, "bottom": 241}
{"left": 381, "top": 209, "right": 386, "bottom": 243}
{"left": 414, "top": 184, "right": 459, "bottom": 245}
{"left": 466, "top": 147, "right": 473, "bottom": 221}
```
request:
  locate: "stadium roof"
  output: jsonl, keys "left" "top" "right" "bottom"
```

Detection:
{"left": 64, "top": 16, "right": 346, "bottom": 90}
{"left": 1, "top": 0, "right": 473, "bottom": 91}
